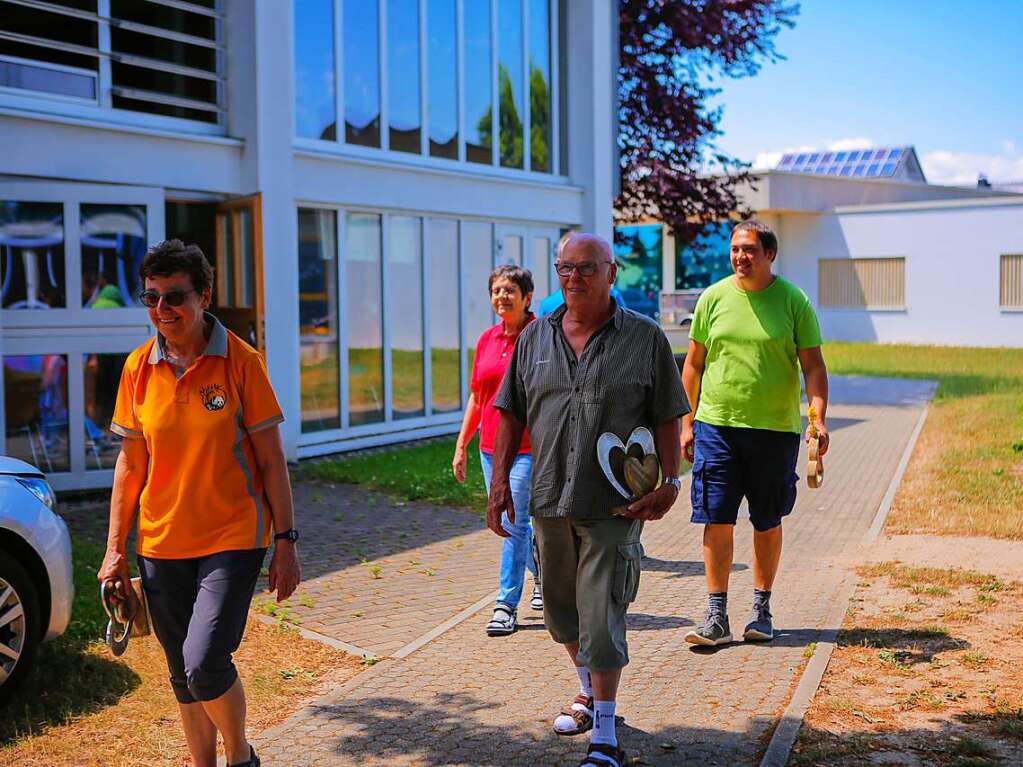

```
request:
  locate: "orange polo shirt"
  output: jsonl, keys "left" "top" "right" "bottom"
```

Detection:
{"left": 111, "top": 315, "right": 284, "bottom": 559}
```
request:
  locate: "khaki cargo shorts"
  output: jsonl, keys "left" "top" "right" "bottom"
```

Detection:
{"left": 533, "top": 515, "right": 644, "bottom": 671}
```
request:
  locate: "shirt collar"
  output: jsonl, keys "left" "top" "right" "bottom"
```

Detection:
{"left": 498, "top": 312, "right": 535, "bottom": 338}
{"left": 546, "top": 300, "right": 623, "bottom": 330}
{"left": 149, "top": 311, "right": 228, "bottom": 365}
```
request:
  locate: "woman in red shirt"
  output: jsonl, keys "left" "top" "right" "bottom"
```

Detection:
{"left": 452, "top": 264, "right": 539, "bottom": 636}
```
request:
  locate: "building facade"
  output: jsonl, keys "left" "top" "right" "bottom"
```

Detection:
{"left": 0, "top": 0, "right": 617, "bottom": 490}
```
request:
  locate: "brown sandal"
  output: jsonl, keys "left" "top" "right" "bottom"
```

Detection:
{"left": 578, "top": 742, "right": 626, "bottom": 767}
{"left": 553, "top": 694, "right": 594, "bottom": 736}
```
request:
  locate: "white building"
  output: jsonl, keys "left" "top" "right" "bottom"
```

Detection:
{"left": 0, "top": 0, "right": 617, "bottom": 490}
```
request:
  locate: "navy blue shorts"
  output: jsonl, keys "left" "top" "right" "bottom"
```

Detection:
{"left": 139, "top": 548, "right": 266, "bottom": 704}
{"left": 690, "top": 421, "right": 800, "bottom": 532}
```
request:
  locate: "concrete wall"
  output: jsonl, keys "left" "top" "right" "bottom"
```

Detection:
{"left": 776, "top": 198, "right": 1023, "bottom": 347}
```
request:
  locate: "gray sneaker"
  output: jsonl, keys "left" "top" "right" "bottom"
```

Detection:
{"left": 684, "top": 612, "right": 732, "bottom": 646}
{"left": 743, "top": 602, "right": 774, "bottom": 641}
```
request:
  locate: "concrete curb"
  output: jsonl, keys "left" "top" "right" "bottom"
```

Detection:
{"left": 252, "top": 613, "right": 378, "bottom": 658}
{"left": 759, "top": 398, "right": 934, "bottom": 767}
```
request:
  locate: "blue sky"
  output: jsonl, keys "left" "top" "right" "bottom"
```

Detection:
{"left": 712, "top": 0, "right": 1023, "bottom": 185}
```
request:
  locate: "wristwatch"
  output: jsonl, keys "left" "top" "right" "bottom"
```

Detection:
{"left": 663, "top": 476, "right": 682, "bottom": 494}
{"left": 274, "top": 528, "right": 299, "bottom": 543}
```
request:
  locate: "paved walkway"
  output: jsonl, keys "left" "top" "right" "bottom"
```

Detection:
{"left": 254, "top": 377, "right": 935, "bottom": 766}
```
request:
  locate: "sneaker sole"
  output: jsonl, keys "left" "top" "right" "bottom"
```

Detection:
{"left": 486, "top": 626, "right": 516, "bottom": 636}
{"left": 531, "top": 601, "right": 544, "bottom": 611}
{"left": 684, "top": 631, "right": 733, "bottom": 646}
{"left": 743, "top": 629, "right": 773, "bottom": 642}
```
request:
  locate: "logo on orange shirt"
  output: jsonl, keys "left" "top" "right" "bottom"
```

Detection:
{"left": 200, "top": 383, "right": 227, "bottom": 411}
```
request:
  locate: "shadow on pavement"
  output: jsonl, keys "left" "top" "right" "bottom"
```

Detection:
{"left": 641, "top": 557, "right": 749, "bottom": 578}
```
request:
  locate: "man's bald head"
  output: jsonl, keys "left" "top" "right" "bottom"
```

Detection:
{"left": 561, "top": 232, "right": 613, "bottom": 263}
{"left": 557, "top": 232, "right": 617, "bottom": 319}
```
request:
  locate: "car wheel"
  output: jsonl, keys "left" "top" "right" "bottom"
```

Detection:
{"left": 0, "top": 550, "right": 42, "bottom": 704}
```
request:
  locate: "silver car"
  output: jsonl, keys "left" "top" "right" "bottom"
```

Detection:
{"left": 0, "top": 456, "right": 73, "bottom": 701}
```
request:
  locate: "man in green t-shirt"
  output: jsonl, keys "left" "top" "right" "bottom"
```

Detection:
{"left": 680, "top": 220, "right": 830, "bottom": 645}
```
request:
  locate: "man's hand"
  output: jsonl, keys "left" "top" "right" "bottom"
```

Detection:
{"left": 97, "top": 547, "right": 132, "bottom": 603}
{"left": 624, "top": 483, "right": 678, "bottom": 521}
{"left": 806, "top": 420, "right": 830, "bottom": 456}
{"left": 486, "top": 480, "right": 513, "bottom": 538}
{"left": 268, "top": 542, "right": 301, "bottom": 603}
{"left": 681, "top": 422, "right": 695, "bottom": 463}
{"left": 451, "top": 445, "right": 468, "bottom": 484}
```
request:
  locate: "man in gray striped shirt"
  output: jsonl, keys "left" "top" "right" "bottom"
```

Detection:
{"left": 490, "top": 233, "right": 688, "bottom": 767}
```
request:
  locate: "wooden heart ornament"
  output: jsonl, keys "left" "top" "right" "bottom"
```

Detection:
{"left": 597, "top": 427, "right": 660, "bottom": 500}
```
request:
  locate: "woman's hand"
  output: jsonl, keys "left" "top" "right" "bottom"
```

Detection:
{"left": 268, "top": 542, "right": 301, "bottom": 604}
{"left": 97, "top": 548, "right": 132, "bottom": 604}
{"left": 451, "top": 445, "right": 467, "bottom": 483}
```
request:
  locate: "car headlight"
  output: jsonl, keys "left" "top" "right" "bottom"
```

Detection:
{"left": 17, "top": 477, "right": 56, "bottom": 510}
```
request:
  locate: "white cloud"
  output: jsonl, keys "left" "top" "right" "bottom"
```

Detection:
{"left": 824, "top": 137, "right": 874, "bottom": 151}
{"left": 921, "top": 144, "right": 1023, "bottom": 186}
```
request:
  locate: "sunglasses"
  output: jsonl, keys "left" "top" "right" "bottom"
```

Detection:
{"left": 138, "top": 288, "right": 196, "bottom": 308}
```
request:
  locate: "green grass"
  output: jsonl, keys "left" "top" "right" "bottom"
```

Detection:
{"left": 300, "top": 435, "right": 489, "bottom": 513}
{"left": 825, "top": 341, "right": 1023, "bottom": 540}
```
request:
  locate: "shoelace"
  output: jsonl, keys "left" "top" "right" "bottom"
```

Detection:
{"left": 752, "top": 601, "right": 772, "bottom": 623}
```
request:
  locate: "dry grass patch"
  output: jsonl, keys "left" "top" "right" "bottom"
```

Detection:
{"left": 825, "top": 342, "right": 1023, "bottom": 540}
{"left": 792, "top": 562, "right": 1023, "bottom": 766}
{"left": 1, "top": 618, "right": 362, "bottom": 767}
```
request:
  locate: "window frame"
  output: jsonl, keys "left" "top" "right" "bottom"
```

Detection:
{"left": 292, "top": 0, "right": 565, "bottom": 182}
{"left": 1000, "top": 253, "right": 1023, "bottom": 311}
{"left": 817, "top": 256, "right": 907, "bottom": 311}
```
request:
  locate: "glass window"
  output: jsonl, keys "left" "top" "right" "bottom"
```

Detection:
{"left": 0, "top": 57, "right": 96, "bottom": 100}
{"left": 344, "top": 0, "right": 381, "bottom": 147}
{"left": 0, "top": 3, "right": 98, "bottom": 77}
{"left": 298, "top": 208, "right": 340, "bottom": 433}
{"left": 237, "top": 208, "right": 254, "bottom": 307}
{"left": 80, "top": 204, "right": 147, "bottom": 309}
{"left": 345, "top": 213, "right": 384, "bottom": 425}
{"left": 83, "top": 352, "right": 126, "bottom": 469}
{"left": 4, "top": 354, "right": 69, "bottom": 472}
{"left": 388, "top": 216, "right": 424, "bottom": 418}
{"left": 427, "top": 0, "right": 458, "bottom": 159}
{"left": 294, "top": 0, "right": 337, "bottom": 140}
{"left": 428, "top": 219, "right": 460, "bottom": 413}
{"left": 0, "top": 201, "right": 66, "bottom": 310}
{"left": 497, "top": 0, "right": 524, "bottom": 168}
{"left": 462, "top": 221, "right": 493, "bottom": 370}
{"left": 463, "top": 0, "right": 492, "bottom": 164}
{"left": 531, "top": 236, "right": 550, "bottom": 303}
{"left": 501, "top": 234, "right": 522, "bottom": 265}
{"left": 528, "top": 0, "right": 551, "bottom": 172}
{"left": 388, "top": 0, "right": 422, "bottom": 153}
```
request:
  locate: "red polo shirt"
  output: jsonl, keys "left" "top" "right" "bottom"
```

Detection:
{"left": 471, "top": 316, "right": 533, "bottom": 454}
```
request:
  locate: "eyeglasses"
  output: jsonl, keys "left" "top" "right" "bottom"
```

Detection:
{"left": 138, "top": 288, "right": 196, "bottom": 308}
{"left": 554, "top": 260, "right": 613, "bottom": 277}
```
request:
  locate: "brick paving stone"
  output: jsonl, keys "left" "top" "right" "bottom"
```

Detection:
{"left": 255, "top": 378, "right": 932, "bottom": 766}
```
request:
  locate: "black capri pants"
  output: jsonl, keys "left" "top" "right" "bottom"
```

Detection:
{"left": 138, "top": 548, "right": 267, "bottom": 704}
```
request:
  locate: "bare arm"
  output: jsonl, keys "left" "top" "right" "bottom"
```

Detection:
{"left": 680, "top": 338, "right": 707, "bottom": 463}
{"left": 485, "top": 410, "right": 526, "bottom": 537}
{"left": 797, "top": 346, "right": 830, "bottom": 456}
{"left": 97, "top": 438, "right": 149, "bottom": 593}
{"left": 451, "top": 391, "right": 482, "bottom": 483}
{"left": 250, "top": 425, "right": 301, "bottom": 602}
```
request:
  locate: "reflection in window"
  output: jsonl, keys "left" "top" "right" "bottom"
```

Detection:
{"left": 81, "top": 204, "right": 147, "bottom": 309}
{"left": 0, "top": 202, "right": 65, "bottom": 310}
{"left": 427, "top": 0, "right": 458, "bottom": 159}
{"left": 4, "top": 355, "right": 69, "bottom": 472}
{"left": 388, "top": 216, "right": 424, "bottom": 418}
{"left": 462, "top": 221, "right": 493, "bottom": 371}
{"left": 463, "top": 1, "right": 492, "bottom": 164}
{"left": 0, "top": 58, "right": 96, "bottom": 100}
{"left": 294, "top": 0, "right": 337, "bottom": 140}
{"left": 344, "top": 0, "right": 381, "bottom": 147}
{"left": 83, "top": 353, "right": 126, "bottom": 469}
{"left": 298, "top": 209, "right": 340, "bottom": 433}
{"left": 428, "top": 219, "right": 460, "bottom": 412}
{"left": 388, "top": 0, "right": 421, "bottom": 153}
{"left": 497, "top": 0, "right": 524, "bottom": 169}
{"left": 528, "top": 0, "right": 551, "bottom": 172}
{"left": 345, "top": 213, "right": 384, "bottom": 425}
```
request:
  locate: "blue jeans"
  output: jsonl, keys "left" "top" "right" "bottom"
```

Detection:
{"left": 480, "top": 451, "right": 538, "bottom": 610}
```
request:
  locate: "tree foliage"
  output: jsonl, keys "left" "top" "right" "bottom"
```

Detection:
{"left": 616, "top": 0, "right": 799, "bottom": 249}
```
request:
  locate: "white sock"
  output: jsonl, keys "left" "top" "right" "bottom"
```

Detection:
{"left": 576, "top": 665, "right": 593, "bottom": 698}
{"left": 590, "top": 700, "right": 617, "bottom": 746}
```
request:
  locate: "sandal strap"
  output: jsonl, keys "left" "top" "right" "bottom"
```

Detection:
{"left": 572, "top": 694, "right": 593, "bottom": 708}
{"left": 579, "top": 742, "right": 625, "bottom": 767}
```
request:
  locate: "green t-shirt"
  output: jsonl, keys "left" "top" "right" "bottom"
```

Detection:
{"left": 690, "top": 275, "right": 822, "bottom": 433}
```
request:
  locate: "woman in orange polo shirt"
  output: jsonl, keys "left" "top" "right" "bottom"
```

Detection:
{"left": 98, "top": 240, "right": 300, "bottom": 767}
{"left": 452, "top": 264, "right": 538, "bottom": 636}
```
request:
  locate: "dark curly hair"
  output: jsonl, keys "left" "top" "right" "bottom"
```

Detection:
{"left": 488, "top": 264, "right": 534, "bottom": 309}
{"left": 139, "top": 239, "right": 214, "bottom": 294}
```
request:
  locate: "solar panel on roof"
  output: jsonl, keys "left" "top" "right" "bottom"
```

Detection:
{"left": 773, "top": 146, "right": 911, "bottom": 179}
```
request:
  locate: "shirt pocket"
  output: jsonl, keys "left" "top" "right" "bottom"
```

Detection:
{"left": 612, "top": 540, "right": 644, "bottom": 604}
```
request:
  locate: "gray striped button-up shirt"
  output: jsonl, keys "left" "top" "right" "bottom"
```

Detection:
{"left": 494, "top": 304, "right": 689, "bottom": 519}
